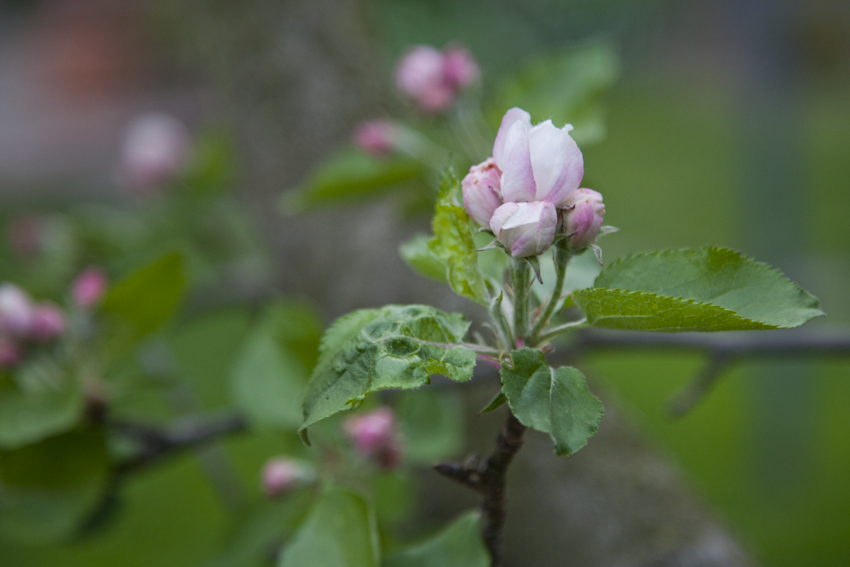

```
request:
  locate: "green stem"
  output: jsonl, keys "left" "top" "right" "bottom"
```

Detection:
{"left": 511, "top": 258, "right": 531, "bottom": 345}
{"left": 528, "top": 245, "right": 572, "bottom": 342}
{"left": 532, "top": 319, "right": 588, "bottom": 347}
{"left": 489, "top": 293, "right": 515, "bottom": 351}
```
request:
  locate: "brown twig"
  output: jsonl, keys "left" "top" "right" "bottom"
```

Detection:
{"left": 110, "top": 412, "right": 248, "bottom": 474}
{"left": 434, "top": 411, "right": 527, "bottom": 567}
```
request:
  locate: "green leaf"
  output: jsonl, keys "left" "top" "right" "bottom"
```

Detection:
{"left": 282, "top": 149, "right": 424, "bottom": 213}
{"left": 383, "top": 511, "right": 489, "bottom": 567}
{"left": 501, "top": 349, "right": 602, "bottom": 456}
{"left": 230, "top": 330, "right": 308, "bottom": 430}
{"left": 0, "top": 363, "right": 83, "bottom": 449}
{"left": 488, "top": 42, "right": 620, "bottom": 146}
{"left": 101, "top": 251, "right": 187, "bottom": 339}
{"left": 425, "top": 168, "right": 488, "bottom": 305}
{"left": 575, "top": 247, "right": 824, "bottom": 332}
{"left": 301, "top": 305, "right": 475, "bottom": 437}
{"left": 397, "top": 389, "right": 463, "bottom": 464}
{"left": 478, "top": 392, "right": 507, "bottom": 415}
{"left": 278, "top": 487, "right": 379, "bottom": 567}
{"left": 399, "top": 235, "right": 448, "bottom": 283}
{"left": 0, "top": 428, "right": 110, "bottom": 544}
{"left": 183, "top": 128, "right": 236, "bottom": 196}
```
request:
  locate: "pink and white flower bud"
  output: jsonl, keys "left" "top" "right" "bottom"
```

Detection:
{"left": 396, "top": 46, "right": 446, "bottom": 103}
{"left": 442, "top": 46, "right": 479, "bottom": 90}
{"left": 261, "top": 457, "right": 311, "bottom": 497}
{"left": 0, "top": 336, "right": 21, "bottom": 369}
{"left": 343, "top": 407, "right": 402, "bottom": 469}
{"left": 352, "top": 120, "right": 398, "bottom": 156}
{"left": 31, "top": 302, "right": 66, "bottom": 341}
{"left": 462, "top": 158, "right": 503, "bottom": 227}
{"left": 563, "top": 189, "right": 605, "bottom": 249}
{"left": 72, "top": 267, "right": 108, "bottom": 310}
{"left": 489, "top": 201, "right": 558, "bottom": 258}
{"left": 0, "top": 284, "right": 34, "bottom": 337}
{"left": 120, "top": 112, "right": 191, "bottom": 192}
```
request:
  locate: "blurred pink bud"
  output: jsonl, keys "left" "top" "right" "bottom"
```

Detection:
{"left": 563, "top": 189, "right": 605, "bottom": 249}
{"left": 6, "top": 216, "right": 44, "bottom": 259}
{"left": 489, "top": 201, "right": 558, "bottom": 258}
{"left": 0, "top": 284, "right": 34, "bottom": 337}
{"left": 0, "top": 336, "right": 21, "bottom": 369}
{"left": 261, "top": 457, "right": 310, "bottom": 497}
{"left": 352, "top": 120, "right": 398, "bottom": 156}
{"left": 442, "top": 46, "right": 479, "bottom": 90}
{"left": 31, "top": 302, "right": 66, "bottom": 341}
{"left": 462, "top": 158, "right": 503, "bottom": 227}
{"left": 120, "top": 112, "right": 191, "bottom": 192}
{"left": 72, "top": 267, "right": 108, "bottom": 310}
{"left": 343, "top": 407, "right": 402, "bottom": 469}
{"left": 396, "top": 45, "right": 445, "bottom": 102}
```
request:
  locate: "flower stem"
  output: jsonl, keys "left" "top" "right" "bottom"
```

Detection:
{"left": 532, "top": 318, "right": 589, "bottom": 347}
{"left": 511, "top": 258, "right": 531, "bottom": 345}
{"left": 528, "top": 244, "right": 572, "bottom": 342}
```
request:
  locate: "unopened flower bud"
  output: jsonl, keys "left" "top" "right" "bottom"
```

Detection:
{"left": 343, "top": 407, "right": 402, "bottom": 469}
{"left": 261, "top": 457, "right": 312, "bottom": 497}
{"left": 396, "top": 46, "right": 445, "bottom": 103}
{"left": 352, "top": 120, "right": 398, "bottom": 156}
{"left": 442, "top": 46, "right": 479, "bottom": 90}
{"left": 72, "top": 267, "right": 108, "bottom": 310}
{"left": 462, "top": 158, "right": 503, "bottom": 227}
{"left": 120, "top": 112, "right": 191, "bottom": 192}
{"left": 0, "top": 284, "right": 34, "bottom": 337}
{"left": 31, "top": 302, "right": 66, "bottom": 341}
{"left": 0, "top": 336, "right": 21, "bottom": 369}
{"left": 563, "top": 189, "right": 605, "bottom": 249}
{"left": 489, "top": 201, "right": 558, "bottom": 258}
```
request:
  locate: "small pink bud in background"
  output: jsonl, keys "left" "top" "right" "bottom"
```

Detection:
{"left": 0, "top": 284, "right": 34, "bottom": 337}
{"left": 352, "top": 120, "right": 398, "bottom": 156}
{"left": 563, "top": 189, "right": 605, "bottom": 249}
{"left": 6, "top": 216, "right": 44, "bottom": 259}
{"left": 30, "top": 303, "right": 66, "bottom": 341}
{"left": 72, "top": 267, "right": 108, "bottom": 310}
{"left": 396, "top": 46, "right": 445, "bottom": 102}
{"left": 489, "top": 201, "right": 558, "bottom": 258}
{"left": 261, "top": 457, "right": 311, "bottom": 497}
{"left": 343, "top": 407, "right": 402, "bottom": 469}
{"left": 442, "top": 46, "right": 479, "bottom": 90}
{"left": 120, "top": 112, "right": 191, "bottom": 192}
{"left": 0, "top": 337, "right": 21, "bottom": 369}
{"left": 462, "top": 158, "right": 503, "bottom": 227}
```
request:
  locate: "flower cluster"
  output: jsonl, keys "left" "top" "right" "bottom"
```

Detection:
{"left": 0, "top": 284, "right": 65, "bottom": 368}
{"left": 462, "top": 108, "right": 606, "bottom": 257}
{"left": 261, "top": 457, "right": 315, "bottom": 497}
{"left": 343, "top": 406, "right": 402, "bottom": 470}
{"left": 396, "top": 45, "right": 479, "bottom": 113}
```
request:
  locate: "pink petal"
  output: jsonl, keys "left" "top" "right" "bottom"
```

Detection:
{"left": 493, "top": 107, "right": 531, "bottom": 169}
{"left": 499, "top": 121, "right": 536, "bottom": 202}
{"left": 528, "top": 121, "right": 583, "bottom": 205}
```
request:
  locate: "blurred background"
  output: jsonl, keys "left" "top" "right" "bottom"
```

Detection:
{"left": 0, "top": 0, "right": 848, "bottom": 565}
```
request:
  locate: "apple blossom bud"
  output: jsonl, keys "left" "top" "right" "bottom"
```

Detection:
{"left": 442, "top": 46, "right": 479, "bottom": 90}
{"left": 352, "top": 120, "right": 398, "bottom": 156}
{"left": 0, "top": 337, "right": 20, "bottom": 369}
{"left": 489, "top": 201, "right": 558, "bottom": 258}
{"left": 396, "top": 46, "right": 445, "bottom": 102}
{"left": 462, "top": 158, "right": 503, "bottom": 227}
{"left": 563, "top": 189, "right": 605, "bottom": 249}
{"left": 120, "top": 112, "right": 191, "bottom": 192}
{"left": 30, "top": 302, "right": 66, "bottom": 341}
{"left": 72, "top": 267, "right": 108, "bottom": 310}
{"left": 261, "top": 457, "right": 312, "bottom": 497}
{"left": 0, "top": 284, "right": 34, "bottom": 337}
{"left": 343, "top": 407, "right": 402, "bottom": 469}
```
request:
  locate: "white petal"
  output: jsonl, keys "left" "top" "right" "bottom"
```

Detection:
{"left": 499, "top": 121, "right": 536, "bottom": 202}
{"left": 528, "top": 121, "right": 583, "bottom": 205}
{"left": 493, "top": 107, "right": 531, "bottom": 169}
